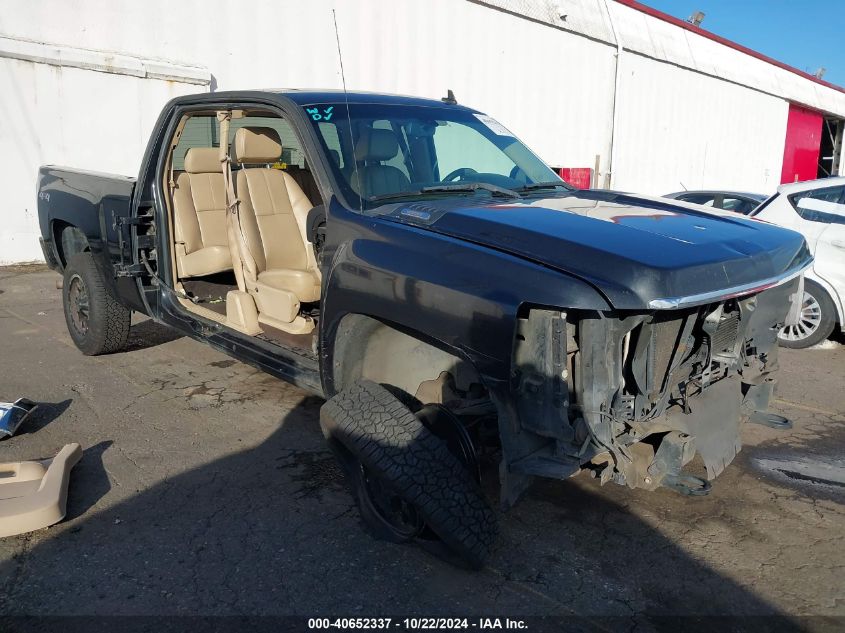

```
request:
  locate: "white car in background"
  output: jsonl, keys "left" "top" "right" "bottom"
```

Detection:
{"left": 752, "top": 177, "right": 845, "bottom": 348}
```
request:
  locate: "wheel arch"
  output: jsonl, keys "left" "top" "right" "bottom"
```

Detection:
{"left": 52, "top": 222, "right": 91, "bottom": 268}
{"left": 326, "top": 312, "right": 486, "bottom": 402}
{"left": 804, "top": 271, "right": 843, "bottom": 328}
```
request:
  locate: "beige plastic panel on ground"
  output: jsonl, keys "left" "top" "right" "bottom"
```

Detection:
{"left": 0, "top": 443, "right": 82, "bottom": 538}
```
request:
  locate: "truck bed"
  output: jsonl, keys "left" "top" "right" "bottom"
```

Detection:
{"left": 37, "top": 165, "right": 136, "bottom": 271}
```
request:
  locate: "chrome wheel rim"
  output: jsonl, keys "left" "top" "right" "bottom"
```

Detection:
{"left": 779, "top": 291, "right": 822, "bottom": 342}
{"left": 67, "top": 274, "right": 90, "bottom": 336}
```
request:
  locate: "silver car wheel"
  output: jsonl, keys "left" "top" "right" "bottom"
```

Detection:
{"left": 778, "top": 292, "right": 822, "bottom": 342}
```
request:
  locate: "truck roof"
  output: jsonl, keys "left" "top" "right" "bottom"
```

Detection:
{"left": 173, "top": 89, "right": 477, "bottom": 111}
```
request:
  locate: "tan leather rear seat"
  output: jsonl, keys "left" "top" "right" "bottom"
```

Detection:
{"left": 173, "top": 147, "right": 232, "bottom": 278}
{"left": 231, "top": 127, "right": 321, "bottom": 332}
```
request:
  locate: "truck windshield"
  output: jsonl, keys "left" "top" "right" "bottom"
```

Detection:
{"left": 303, "top": 103, "right": 565, "bottom": 211}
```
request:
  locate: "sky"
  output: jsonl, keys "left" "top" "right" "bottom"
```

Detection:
{"left": 643, "top": 0, "right": 844, "bottom": 87}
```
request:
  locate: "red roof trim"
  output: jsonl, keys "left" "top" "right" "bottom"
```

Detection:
{"left": 614, "top": 0, "right": 845, "bottom": 96}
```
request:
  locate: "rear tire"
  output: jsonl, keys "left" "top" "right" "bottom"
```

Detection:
{"left": 62, "top": 253, "right": 131, "bottom": 355}
{"left": 778, "top": 279, "right": 837, "bottom": 349}
{"left": 320, "top": 380, "right": 497, "bottom": 569}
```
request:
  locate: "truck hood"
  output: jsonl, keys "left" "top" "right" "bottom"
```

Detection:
{"left": 385, "top": 190, "right": 812, "bottom": 310}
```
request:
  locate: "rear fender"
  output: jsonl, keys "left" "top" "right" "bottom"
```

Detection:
{"left": 37, "top": 166, "right": 143, "bottom": 310}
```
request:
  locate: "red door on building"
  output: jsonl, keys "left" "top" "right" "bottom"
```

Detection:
{"left": 781, "top": 104, "right": 823, "bottom": 184}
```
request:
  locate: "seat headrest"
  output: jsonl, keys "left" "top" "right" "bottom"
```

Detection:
{"left": 184, "top": 147, "right": 223, "bottom": 174}
{"left": 233, "top": 127, "right": 282, "bottom": 164}
{"left": 354, "top": 128, "right": 399, "bottom": 162}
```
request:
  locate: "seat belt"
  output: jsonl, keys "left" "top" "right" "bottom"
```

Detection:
{"left": 168, "top": 119, "right": 184, "bottom": 197}
{"left": 218, "top": 111, "right": 256, "bottom": 293}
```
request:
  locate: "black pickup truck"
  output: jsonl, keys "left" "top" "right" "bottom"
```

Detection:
{"left": 37, "top": 90, "right": 811, "bottom": 567}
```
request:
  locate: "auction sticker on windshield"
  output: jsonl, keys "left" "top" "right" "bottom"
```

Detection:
{"left": 473, "top": 114, "right": 513, "bottom": 136}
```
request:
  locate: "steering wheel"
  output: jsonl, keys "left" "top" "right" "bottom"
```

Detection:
{"left": 441, "top": 167, "right": 478, "bottom": 183}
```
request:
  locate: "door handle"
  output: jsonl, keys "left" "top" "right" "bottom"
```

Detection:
{"left": 832, "top": 240, "right": 845, "bottom": 249}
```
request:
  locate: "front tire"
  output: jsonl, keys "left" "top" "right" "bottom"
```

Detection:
{"left": 62, "top": 253, "right": 131, "bottom": 355}
{"left": 320, "top": 380, "right": 497, "bottom": 569}
{"left": 778, "top": 279, "right": 837, "bottom": 349}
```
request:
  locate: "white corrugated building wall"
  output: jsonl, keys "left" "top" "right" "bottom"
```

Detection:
{"left": 2, "top": 0, "right": 845, "bottom": 263}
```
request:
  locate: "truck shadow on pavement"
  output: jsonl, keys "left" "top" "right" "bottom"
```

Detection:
{"left": 0, "top": 397, "right": 797, "bottom": 629}
{"left": 123, "top": 318, "right": 185, "bottom": 352}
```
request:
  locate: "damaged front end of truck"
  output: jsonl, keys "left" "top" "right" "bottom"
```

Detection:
{"left": 506, "top": 276, "right": 802, "bottom": 501}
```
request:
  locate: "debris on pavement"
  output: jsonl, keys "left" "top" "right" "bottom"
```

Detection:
{"left": 0, "top": 398, "right": 38, "bottom": 439}
{"left": 0, "top": 443, "right": 83, "bottom": 538}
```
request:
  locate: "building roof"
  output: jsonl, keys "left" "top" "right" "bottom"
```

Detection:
{"left": 616, "top": 0, "right": 845, "bottom": 95}
{"left": 477, "top": 0, "right": 845, "bottom": 117}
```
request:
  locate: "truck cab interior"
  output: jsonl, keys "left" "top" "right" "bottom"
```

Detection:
{"left": 160, "top": 101, "right": 563, "bottom": 356}
{"left": 163, "top": 109, "right": 323, "bottom": 354}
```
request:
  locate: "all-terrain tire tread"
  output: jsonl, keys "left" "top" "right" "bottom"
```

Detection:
{"left": 63, "top": 253, "right": 131, "bottom": 355}
{"left": 320, "top": 380, "right": 497, "bottom": 568}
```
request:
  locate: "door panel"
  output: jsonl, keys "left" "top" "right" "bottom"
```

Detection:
{"left": 794, "top": 187, "right": 845, "bottom": 313}
{"left": 815, "top": 222, "right": 845, "bottom": 311}
{"left": 790, "top": 187, "right": 845, "bottom": 254}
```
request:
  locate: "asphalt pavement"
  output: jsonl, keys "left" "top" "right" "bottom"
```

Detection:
{"left": 0, "top": 266, "right": 843, "bottom": 629}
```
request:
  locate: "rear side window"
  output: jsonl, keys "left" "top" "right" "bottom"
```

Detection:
{"left": 788, "top": 185, "right": 845, "bottom": 224}
{"left": 172, "top": 116, "right": 217, "bottom": 170}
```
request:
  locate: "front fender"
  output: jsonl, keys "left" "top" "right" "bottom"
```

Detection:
{"left": 319, "top": 202, "right": 611, "bottom": 397}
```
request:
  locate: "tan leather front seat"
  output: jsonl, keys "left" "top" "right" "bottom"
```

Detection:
{"left": 231, "top": 127, "right": 321, "bottom": 332}
{"left": 350, "top": 128, "right": 411, "bottom": 198}
{"left": 172, "top": 147, "right": 232, "bottom": 277}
